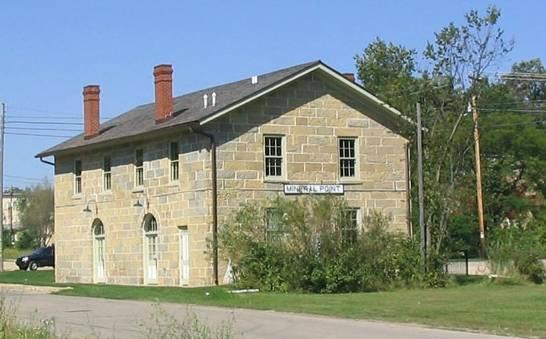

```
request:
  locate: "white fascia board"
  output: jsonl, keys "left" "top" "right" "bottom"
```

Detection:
{"left": 199, "top": 64, "right": 409, "bottom": 126}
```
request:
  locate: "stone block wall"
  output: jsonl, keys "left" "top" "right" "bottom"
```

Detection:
{"left": 53, "top": 71, "right": 409, "bottom": 287}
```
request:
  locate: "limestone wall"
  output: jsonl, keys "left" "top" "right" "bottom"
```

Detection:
{"left": 53, "top": 72, "right": 409, "bottom": 286}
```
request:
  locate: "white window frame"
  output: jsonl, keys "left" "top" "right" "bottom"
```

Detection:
{"left": 341, "top": 208, "right": 361, "bottom": 244}
{"left": 143, "top": 214, "right": 159, "bottom": 285}
{"left": 135, "top": 149, "right": 144, "bottom": 188}
{"left": 338, "top": 137, "right": 359, "bottom": 180}
{"left": 74, "top": 159, "right": 82, "bottom": 195}
{"left": 103, "top": 156, "right": 112, "bottom": 192}
{"left": 179, "top": 226, "right": 190, "bottom": 285}
{"left": 92, "top": 219, "right": 106, "bottom": 283}
{"left": 169, "top": 142, "right": 180, "bottom": 182}
{"left": 265, "top": 208, "right": 284, "bottom": 242}
{"left": 264, "top": 135, "right": 286, "bottom": 181}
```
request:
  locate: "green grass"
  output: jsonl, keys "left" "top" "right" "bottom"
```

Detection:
{"left": 0, "top": 271, "right": 544, "bottom": 337}
{"left": 0, "top": 270, "right": 57, "bottom": 286}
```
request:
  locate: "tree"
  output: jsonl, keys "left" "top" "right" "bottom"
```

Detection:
{"left": 354, "top": 5, "right": 520, "bottom": 258}
{"left": 354, "top": 38, "right": 418, "bottom": 114}
{"left": 16, "top": 181, "right": 54, "bottom": 246}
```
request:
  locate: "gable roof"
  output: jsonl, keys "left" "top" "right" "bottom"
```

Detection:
{"left": 36, "top": 60, "right": 407, "bottom": 158}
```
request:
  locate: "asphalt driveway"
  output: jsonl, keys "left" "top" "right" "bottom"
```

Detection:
{"left": 2, "top": 289, "right": 518, "bottom": 339}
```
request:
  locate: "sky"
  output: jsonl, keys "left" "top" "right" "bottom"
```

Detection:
{"left": 0, "top": 0, "right": 544, "bottom": 189}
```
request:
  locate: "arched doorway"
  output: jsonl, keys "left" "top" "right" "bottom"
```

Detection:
{"left": 143, "top": 214, "right": 158, "bottom": 284}
{"left": 92, "top": 219, "right": 106, "bottom": 283}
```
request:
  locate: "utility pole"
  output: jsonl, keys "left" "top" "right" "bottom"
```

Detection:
{"left": 416, "top": 102, "right": 426, "bottom": 270}
{"left": 0, "top": 103, "right": 5, "bottom": 272}
{"left": 9, "top": 187, "right": 13, "bottom": 244}
{"left": 470, "top": 92, "right": 486, "bottom": 257}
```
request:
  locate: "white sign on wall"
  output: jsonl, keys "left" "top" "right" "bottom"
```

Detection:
{"left": 283, "top": 184, "right": 344, "bottom": 195}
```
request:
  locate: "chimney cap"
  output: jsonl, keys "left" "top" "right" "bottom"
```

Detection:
{"left": 153, "top": 64, "right": 173, "bottom": 74}
{"left": 83, "top": 85, "right": 100, "bottom": 93}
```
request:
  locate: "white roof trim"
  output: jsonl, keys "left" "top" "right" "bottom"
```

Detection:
{"left": 199, "top": 63, "right": 407, "bottom": 126}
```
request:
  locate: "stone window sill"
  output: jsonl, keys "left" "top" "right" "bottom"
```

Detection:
{"left": 264, "top": 178, "right": 289, "bottom": 184}
{"left": 72, "top": 194, "right": 82, "bottom": 200}
{"left": 167, "top": 181, "right": 180, "bottom": 187}
{"left": 132, "top": 187, "right": 144, "bottom": 194}
{"left": 338, "top": 179, "right": 363, "bottom": 185}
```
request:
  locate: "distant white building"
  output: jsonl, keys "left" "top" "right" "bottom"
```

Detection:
{"left": 2, "top": 191, "right": 22, "bottom": 237}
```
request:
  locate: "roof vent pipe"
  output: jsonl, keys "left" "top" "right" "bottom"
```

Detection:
{"left": 212, "top": 92, "right": 216, "bottom": 107}
{"left": 203, "top": 94, "right": 208, "bottom": 108}
{"left": 251, "top": 75, "right": 258, "bottom": 85}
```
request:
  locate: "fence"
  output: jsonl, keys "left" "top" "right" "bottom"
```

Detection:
{"left": 446, "top": 257, "right": 546, "bottom": 276}
{"left": 445, "top": 251, "right": 490, "bottom": 276}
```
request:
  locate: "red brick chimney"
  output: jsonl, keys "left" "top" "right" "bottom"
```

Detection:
{"left": 154, "top": 64, "right": 173, "bottom": 123}
{"left": 83, "top": 85, "right": 100, "bottom": 139}
{"left": 343, "top": 73, "right": 355, "bottom": 83}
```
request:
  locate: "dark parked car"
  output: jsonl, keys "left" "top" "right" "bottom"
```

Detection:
{"left": 15, "top": 246, "right": 55, "bottom": 271}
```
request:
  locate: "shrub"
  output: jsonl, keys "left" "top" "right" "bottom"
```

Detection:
{"left": 15, "top": 231, "right": 39, "bottom": 250}
{"left": 139, "top": 303, "right": 234, "bottom": 339}
{"left": 488, "top": 226, "right": 545, "bottom": 284}
{"left": 219, "top": 196, "right": 439, "bottom": 293}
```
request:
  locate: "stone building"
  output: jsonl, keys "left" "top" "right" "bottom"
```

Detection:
{"left": 37, "top": 60, "right": 411, "bottom": 286}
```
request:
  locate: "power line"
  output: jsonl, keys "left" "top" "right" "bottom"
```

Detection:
{"left": 478, "top": 108, "right": 546, "bottom": 114}
{"left": 8, "top": 105, "right": 82, "bottom": 117}
{"left": 6, "top": 120, "right": 83, "bottom": 125}
{"left": 8, "top": 105, "right": 114, "bottom": 119}
{"left": 4, "top": 174, "right": 44, "bottom": 181}
{"left": 4, "top": 174, "right": 45, "bottom": 181}
{"left": 5, "top": 127, "right": 81, "bottom": 132}
{"left": 483, "top": 120, "right": 546, "bottom": 128}
{"left": 5, "top": 115, "right": 114, "bottom": 120}
{"left": 6, "top": 115, "right": 83, "bottom": 120}
{"left": 500, "top": 77, "right": 546, "bottom": 82}
{"left": 5, "top": 132, "right": 74, "bottom": 138}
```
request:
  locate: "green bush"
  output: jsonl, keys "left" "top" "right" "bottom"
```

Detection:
{"left": 220, "top": 196, "right": 442, "bottom": 293}
{"left": 15, "top": 231, "right": 39, "bottom": 250}
{"left": 2, "top": 230, "right": 13, "bottom": 248}
{"left": 488, "top": 225, "right": 545, "bottom": 284}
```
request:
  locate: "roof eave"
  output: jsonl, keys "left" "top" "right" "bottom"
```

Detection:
{"left": 35, "top": 120, "right": 199, "bottom": 159}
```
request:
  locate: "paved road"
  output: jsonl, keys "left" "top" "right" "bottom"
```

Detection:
{"left": 3, "top": 290, "right": 516, "bottom": 339}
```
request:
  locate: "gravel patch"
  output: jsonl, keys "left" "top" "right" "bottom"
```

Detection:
{"left": 0, "top": 283, "right": 70, "bottom": 294}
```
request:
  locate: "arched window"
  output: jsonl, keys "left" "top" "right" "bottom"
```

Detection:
{"left": 143, "top": 213, "right": 158, "bottom": 283}
{"left": 93, "top": 219, "right": 105, "bottom": 236}
{"left": 143, "top": 214, "right": 158, "bottom": 233}
{"left": 92, "top": 218, "right": 106, "bottom": 283}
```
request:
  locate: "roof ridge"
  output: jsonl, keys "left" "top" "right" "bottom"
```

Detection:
{"left": 135, "top": 60, "right": 322, "bottom": 110}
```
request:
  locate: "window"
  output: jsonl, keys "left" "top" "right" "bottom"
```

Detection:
{"left": 264, "top": 136, "right": 283, "bottom": 178}
{"left": 92, "top": 218, "right": 106, "bottom": 283}
{"left": 143, "top": 213, "right": 158, "bottom": 283}
{"left": 341, "top": 208, "right": 360, "bottom": 244}
{"left": 339, "top": 138, "right": 357, "bottom": 178}
{"left": 169, "top": 142, "right": 179, "bottom": 182}
{"left": 135, "top": 149, "right": 144, "bottom": 187}
{"left": 265, "top": 208, "right": 284, "bottom": 241}
{"left": 103, "top": 156, "right": 112, "bottom": 191}
{"left": 74, "top": 160, "right": 82, "bottom": 194}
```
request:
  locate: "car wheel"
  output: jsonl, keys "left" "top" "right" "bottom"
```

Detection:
{"left": 28, "top": 261, "right": 38, "bottom": 271}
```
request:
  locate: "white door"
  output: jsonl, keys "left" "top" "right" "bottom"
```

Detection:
{"left": 145, "top": 234, "right": 158, "bottom": 283}
{"left": 179, "top": 229, "right": 189, "bottom": 285}
{"left": 94, "top": 236, "right": 106, "bottom": 283}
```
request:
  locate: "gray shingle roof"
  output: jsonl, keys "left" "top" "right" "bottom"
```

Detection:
{"left": 36, "top": 60, "right": 321, "bottom": 157}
